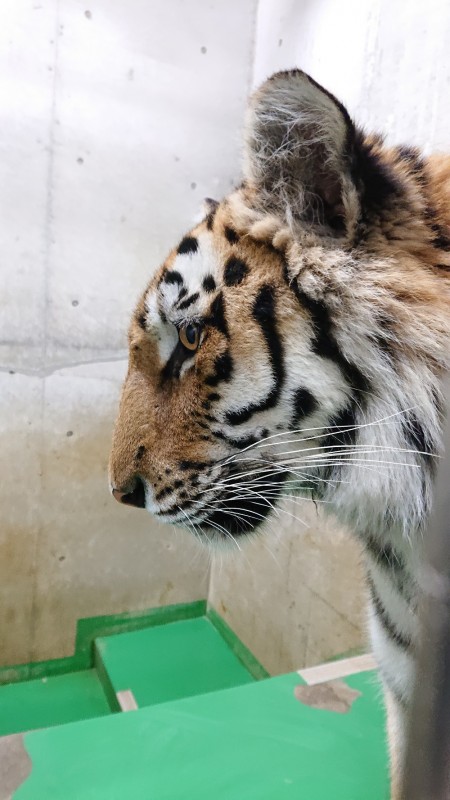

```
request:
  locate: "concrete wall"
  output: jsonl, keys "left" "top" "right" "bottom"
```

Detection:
{"left": 1, "top": 0, "right": 448, "bottom": 674}
{"left": 208, "top": 0, "right": 450, "bottom": 674}
{"left": 0, "top": 0, "right": 257, "bottom": 666}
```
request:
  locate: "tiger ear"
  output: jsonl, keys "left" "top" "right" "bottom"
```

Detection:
{"left": 243, "top": 70, "right": 359, "bottom": 233}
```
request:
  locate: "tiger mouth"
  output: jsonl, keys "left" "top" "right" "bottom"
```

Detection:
{"left": 198, "top": 471, "right": 286, "bottom": 537}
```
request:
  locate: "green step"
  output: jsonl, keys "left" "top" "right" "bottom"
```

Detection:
{"left": 95, "top": 616, "right": 257, "bottom": 709}
{"left": 11, "top": 669, "right": 389, "bottom": 799}
{"left": 0, "top": 670, "right": 111, "bottom": 736}
{"left": 0, "top": 603, "right": 266, "bottom": 736}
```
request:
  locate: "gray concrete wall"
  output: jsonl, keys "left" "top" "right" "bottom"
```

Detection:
{"left": 0, "top": 0, "right": 257, "bottom": 666}
{"left": 209, "top": 503, "right": 367, "bottom": 675}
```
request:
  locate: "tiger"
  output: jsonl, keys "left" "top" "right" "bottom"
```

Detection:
{"left": 109, "top": 69, "right": 450, "bottom": 797}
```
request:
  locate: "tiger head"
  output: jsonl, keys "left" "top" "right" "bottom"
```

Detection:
{"left": 109, "top": 70, "right": 449, "bottom": 545}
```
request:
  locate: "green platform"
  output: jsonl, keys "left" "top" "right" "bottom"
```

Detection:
{"left": 0, "top": 602, "right": 389, "bottom": 798}
{"left": 0, "top": 669, "right": 111, "bottom": 736}
{"left": 0, "top": 602, "right": 264, "bottom": 736}
{"left": 95, "top": 616, "right": 256, "bottom": 708}
{"left": 12, "top": 669, "right": 388, "bottom": 800}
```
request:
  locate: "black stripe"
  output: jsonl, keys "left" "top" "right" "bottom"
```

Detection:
{"left": 433, "top": 228, "right": 450, "bottom": 251}
{"left": 178, "top": 292, "right": 199, "bottom": 311}
{"left": 155, "top": 485, "right": 174, "bottom": 502}
{"left": 402, "top": 410, "right": 436, "bottom": 468}
{"left": 364, "top": 535, "right": 413, "bottom": 603}
{"left": 195, "top": 421, "right": 209, "bottom": 431}
{"left": 284, "top": 268, "right": 370, "bottom": 395}
{"left": 354, "top": 130, "right": 402, "bottom": 209}
{"left": 205, "top": 292, "right": 229, "bottom": 337}
{"left": 202, "top": 275, "right": 216, "bottom": 293}
{"left": 224, "top": 256, "right": 249, "bottom": 287}
{"left": 403, "top": 410, "right": 436, "bottom": 524}
{"left": 283, "top": 265, "right": 371, "bottom": 484}
{"left": 160, "top": 342, "right": 193, "bottom": 381}
{"left": 211, "top": 428, "right": 269, "bottom": 450}
{"left": 205, "top": 351, "right": 233, "bottom": 386}
{"left": 226, "top": 285, "right": 284, "bottom": 426}
{"left": 179, "top": 460, "right": 212, "bottom": 471}
{"left": 368, "top": 574, "right": 412, "bottom": 651}
{"left": 317, "top": 398, "right": 365, "bottom": 488}
{"left": 365, "top": 535, "right": 405, "bottom": 572}
{"left": 156, "top": 498, "right": 197, "bottom": 516}
{"left": 322, "top": 403, "right": 359, "bottom": 453}
{"left": 224, "top": 226, "right": 239, "bottom": 244}
{"left": 402, "top": 410, "right": 436, "bottom": 520}
{"left": 291, "top": 388, "right": 317, "bottom": 426}
{"left": 177, "top": 236, "right": 198, "bottom": 255}
{"left": 163, "top": 270, "right": 184, "bottom": 285}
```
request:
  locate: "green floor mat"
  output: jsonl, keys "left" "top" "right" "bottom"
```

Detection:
{"left": 0, "top": 669, "right": 111, "bottom": 736}
{"left": 95, "top": 616, "right": 256, "bottom": 708}
{"left": 12, "top": 670, "right": 388, "bottom": 799}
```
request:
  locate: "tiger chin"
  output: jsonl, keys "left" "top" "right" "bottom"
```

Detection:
{"left": 109, "top": 69, "right": 450, "bottom": 796}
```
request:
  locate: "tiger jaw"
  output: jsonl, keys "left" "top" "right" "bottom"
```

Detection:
{"left": 143, "top": 459, "right": 288, "bottom": 542}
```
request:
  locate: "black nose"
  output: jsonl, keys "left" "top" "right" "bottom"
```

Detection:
{"left": 112, "top": 476, "right": 146, "bottom": 509}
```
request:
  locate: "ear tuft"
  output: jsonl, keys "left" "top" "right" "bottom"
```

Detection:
{"left": 244, "top": 70, "right": 357, "bottom": 232}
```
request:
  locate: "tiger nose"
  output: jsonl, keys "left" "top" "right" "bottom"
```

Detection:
{"left": 112, "top": 476, "right": 146, "bottom": 509}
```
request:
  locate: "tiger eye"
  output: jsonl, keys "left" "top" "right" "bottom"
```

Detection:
{"left": 179, "top": 323, "right": 200, "bottom": 351}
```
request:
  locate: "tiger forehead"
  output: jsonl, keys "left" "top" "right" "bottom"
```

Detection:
{"left": 141, "top": 209, "right": 286, "bottom": 329}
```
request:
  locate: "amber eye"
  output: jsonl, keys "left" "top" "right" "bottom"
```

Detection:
{"left": 179, "top": 323, "right": 200, "bottom": 352}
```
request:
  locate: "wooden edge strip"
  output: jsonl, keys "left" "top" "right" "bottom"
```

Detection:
{"left": 116, "top": 689, "right": 138, "bottom": 712}
{"left": 298, "top": 653, "right": 377, "bottom": 686}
